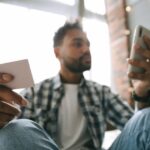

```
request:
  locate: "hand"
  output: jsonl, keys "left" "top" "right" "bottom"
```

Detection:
{"left": 0, "top": 73, "right": 28, "bottom": 128}
{"left": 127, "top": 36, "right": 150, "bottom": 96}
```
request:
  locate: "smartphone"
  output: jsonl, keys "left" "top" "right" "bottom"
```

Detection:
{"left": 128, "top": 25, "right": 150, "bottom": 73}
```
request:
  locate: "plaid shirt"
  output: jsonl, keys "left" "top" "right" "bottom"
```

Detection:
{"left": 20, "top": 74, "right": 133, "bottom": 150}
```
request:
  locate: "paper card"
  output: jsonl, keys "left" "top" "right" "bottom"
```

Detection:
{"left": 0, "top": 59, "right": 34, "bottom": 89}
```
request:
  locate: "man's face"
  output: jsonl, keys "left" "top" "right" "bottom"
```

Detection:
{"left": 57, "top": 29, "right": 91, "bottom": 73}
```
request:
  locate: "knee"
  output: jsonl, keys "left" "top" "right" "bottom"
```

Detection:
{"left": 0, "top": 119, "right": 58, "bottom": 150}
{"left": 0, "top": 119, "right": 35, "bottom": 149}
{"left": 125, "top": 108, "right": 150, "bottom": 133}
{"left": 1, "top": 119, "right": 32, "bottom": 132}
{"left": 1, "top": 119, "right": 48, "bottom": 139}
{"left": 136, "top": 108, "right": 150, "bottom": 130}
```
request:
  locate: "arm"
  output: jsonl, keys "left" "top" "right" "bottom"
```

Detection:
{"left": 101, "top": 85, "right": 134, "bottom": 130}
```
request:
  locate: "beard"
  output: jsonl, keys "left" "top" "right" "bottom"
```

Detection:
{"left": 63, "top": 53, "right": 91, "bottom": 73}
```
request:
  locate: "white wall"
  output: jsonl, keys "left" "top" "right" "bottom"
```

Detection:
{"left": 126, "top": 0, "right": 150, "bottom": 40}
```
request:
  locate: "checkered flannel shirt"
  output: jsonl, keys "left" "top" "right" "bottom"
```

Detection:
{"left": 19, "top": 74, "right": 133, "bottom": 150}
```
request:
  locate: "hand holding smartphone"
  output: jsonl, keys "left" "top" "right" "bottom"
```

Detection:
{"left": 128, "top": 25, "right": 150, "bottom": 73}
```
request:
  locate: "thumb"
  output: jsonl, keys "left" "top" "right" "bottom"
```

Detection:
{"left": 0, "top": 73, "right": 14, "bottom": 83}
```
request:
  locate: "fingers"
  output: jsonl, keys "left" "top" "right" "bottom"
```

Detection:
{"left": 0, "top": 101, "right": 20, "bottom": 115}
{"left": 0, "top": 101, "right": 21, "bottom": 128}
{"left": 128, "top": 37, "right": 150, "bottom": 90}
{"left": 127, "top": 59, "right": 145, "bottom": 72}
{"left": 127, "top": 71, "right": 144, "bottom": 80}
{"left": 127, "top": 58, "right": 150, "bottom": 81}
{"left": 133, "top": 44, "right": 150, "bottom": 59}
{"left": 133, "top": 38, "right": 150, "bottom": 60}
{"left": 0, "top": 85, "right": 28, "bottom": 106}
{"left": 0, "top": 73, "right": 14, "bottom": 83}
{"left": 0, "top": 73, "right": 28, "bottom": 106}
{"left": 144, "top": 36, "right": 150, "bottom": 49}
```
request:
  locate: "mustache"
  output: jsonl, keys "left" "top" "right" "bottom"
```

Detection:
{"left": 80, "top": 52, "right": 91, "bottom": 60}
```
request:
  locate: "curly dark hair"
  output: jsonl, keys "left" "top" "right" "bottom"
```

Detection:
{"left": 53, "top": 20, "right": 83, "bottom": 48}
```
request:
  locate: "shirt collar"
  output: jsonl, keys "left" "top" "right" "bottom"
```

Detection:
{"left": 52, "top": 73, "right": 87, "bottom": 90}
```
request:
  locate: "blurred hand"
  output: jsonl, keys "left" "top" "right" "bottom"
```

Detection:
{"left": 0, "top": 73, "right": 28, "bottom": 128}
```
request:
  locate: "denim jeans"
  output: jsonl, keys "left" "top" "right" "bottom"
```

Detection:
{"left": 1, "top": 108, "right": 150, "bottom": 150}
{"left": 0, "top": 119, "right": 58, "bottom": 150}
{"left": 109, "top": 107, "right": 150, "bottom": 150}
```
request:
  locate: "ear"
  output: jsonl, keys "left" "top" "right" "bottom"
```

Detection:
{"left": 54, "top": 47, "right": 60, "bottom": 58}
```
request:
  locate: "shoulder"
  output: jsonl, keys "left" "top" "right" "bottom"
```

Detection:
{"left": 85, "top": 79, "right": 111, "bottom": 92}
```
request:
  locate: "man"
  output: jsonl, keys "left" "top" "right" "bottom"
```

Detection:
{"left": 0, "top": 21, "right": 150, "bottom": 150}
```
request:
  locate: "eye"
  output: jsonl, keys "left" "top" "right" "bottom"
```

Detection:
{"left": 74, "top": 41, "right": 83, "bottom": 48}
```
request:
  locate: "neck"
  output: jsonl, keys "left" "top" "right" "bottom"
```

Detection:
{"left": 60, "top": 70, "right": 82, "bottom": 84}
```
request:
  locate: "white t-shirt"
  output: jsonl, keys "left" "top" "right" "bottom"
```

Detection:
{"left": 56, "top": 84, "right": 91, "bottom": 150}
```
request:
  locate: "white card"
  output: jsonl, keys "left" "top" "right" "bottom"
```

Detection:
{"left": 0, "top": 59, "right": 34, "bottom": 89}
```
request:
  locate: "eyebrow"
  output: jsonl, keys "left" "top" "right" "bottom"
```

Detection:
{"left": 73, "top": 37, "right": 90, "bottom": 45}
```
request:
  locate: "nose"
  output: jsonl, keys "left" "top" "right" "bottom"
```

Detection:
{"left": 81, "top": 43, "right": 90, "bottom": 54}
